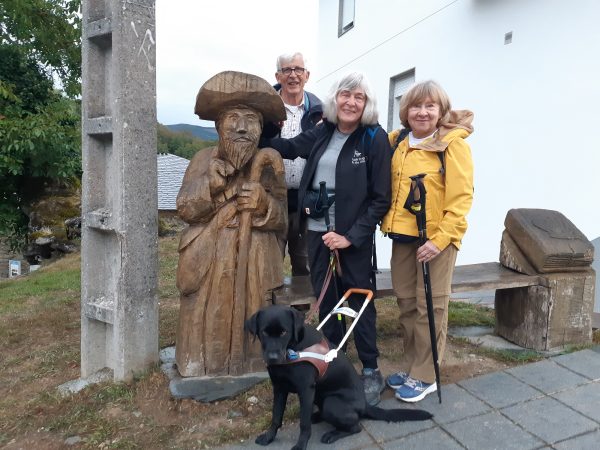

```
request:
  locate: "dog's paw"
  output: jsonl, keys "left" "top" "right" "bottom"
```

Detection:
{"left": 255, "top": 432, "right": 275, "bottom": 446}
{"left": 321, "top": 426, "right": 360, "bottom": 444}
{"left": 321, "top": 430, "right": 341, "bottom": 444}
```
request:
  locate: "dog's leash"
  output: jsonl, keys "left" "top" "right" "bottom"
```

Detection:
{"left": 305, "top": 251, "right": 342, "bottom": 324}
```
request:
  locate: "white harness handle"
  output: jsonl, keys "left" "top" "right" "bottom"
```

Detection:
{"left": 313, "top": 288, "right": 374, "bottom": 362}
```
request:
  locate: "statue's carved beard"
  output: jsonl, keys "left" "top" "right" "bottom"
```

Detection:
{"left": 219, "top": 138, "right": 258, "bottom": 170}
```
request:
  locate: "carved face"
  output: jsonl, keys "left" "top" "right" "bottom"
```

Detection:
{"left": 217, "top": 107, "right": 262, "bottom": 169}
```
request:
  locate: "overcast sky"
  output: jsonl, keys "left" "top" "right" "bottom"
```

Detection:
{"left": 156, "top": 0, "right": 319, "bottom": 126}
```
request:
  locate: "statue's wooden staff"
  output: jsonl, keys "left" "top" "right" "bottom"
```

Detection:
{"left": 230, "top": 148, "right": 285, "bottom": 372}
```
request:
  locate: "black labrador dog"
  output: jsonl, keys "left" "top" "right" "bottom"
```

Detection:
{"left": 245, "top": 305, "right": 433, "bottom": 450}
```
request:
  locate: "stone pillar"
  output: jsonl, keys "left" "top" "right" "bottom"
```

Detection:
{"left": 80, "top": 0, "right": 158, "bottom": 381}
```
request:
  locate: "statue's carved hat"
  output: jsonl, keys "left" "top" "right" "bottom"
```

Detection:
{"left": 195, "top": 71, "right": 286, "bottom": 123}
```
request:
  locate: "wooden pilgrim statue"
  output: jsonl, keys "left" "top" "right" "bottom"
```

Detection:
{"left": 175, "top": 71, "right": 287, "bottom": 376}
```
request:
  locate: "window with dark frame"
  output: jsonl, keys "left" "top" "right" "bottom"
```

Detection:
{"left": 388, "top": 69, "right": 416, "bottom": 131}
{"left": 338, "top": 0, "right": 355, "bottom": 37}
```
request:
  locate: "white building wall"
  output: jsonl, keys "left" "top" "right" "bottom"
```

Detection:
{"left": 316, "top": 0, "right": 600, "bottom": 266}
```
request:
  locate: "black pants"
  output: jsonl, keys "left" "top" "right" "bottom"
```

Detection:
{"left": 286, "top": 210, "right": 310, "bottom": 276}
{"left": 307, "top": 231, "right": 379, "bottom": 369}
{"left": 284, "top": 190, "right": 309, "bottom": 276}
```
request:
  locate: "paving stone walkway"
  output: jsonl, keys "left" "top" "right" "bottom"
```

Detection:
{"left": 219, "top": 346, "right": 600, "bottom": 450}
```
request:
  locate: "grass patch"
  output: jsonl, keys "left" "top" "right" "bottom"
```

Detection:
{"left": 374, "top": 296, "right": 496, "bottom": 337}
{"left": 92, "top": 383, "right": 136, "bottom": 404}
{"left": 451, "top": 337, "right": 544, "bottom": 364}
{"left": 448, "top": 300, "right": 495, "bottom": 328}
{"left": 0, "top": 260, "right": 80, "bottom": 314}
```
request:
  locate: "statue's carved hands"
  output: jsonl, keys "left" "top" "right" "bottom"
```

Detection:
{"left": 209, "top": 158, "right": 236, "bottom": 195}
{"left": 237, "top": 182, "right": 268, "bottom": 216}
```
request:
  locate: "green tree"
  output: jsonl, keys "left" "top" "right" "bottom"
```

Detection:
{"left": 0, "top": 0, "right": 81, "bottom": 97}
{"left": 0, "top": 1, "right": 82, "bottom": 249}
{"left": 157, "top": 124, "right": 215, "bottom": 160}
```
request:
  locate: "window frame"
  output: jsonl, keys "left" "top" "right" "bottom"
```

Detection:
{"left": 338, "top": 0, "right": 355, "bottom": 37}
{"left": 388, "top": 68, "right": 416, "bottom": 131}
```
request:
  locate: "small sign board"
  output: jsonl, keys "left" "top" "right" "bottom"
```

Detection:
{"left": 9, "top": 260, "right": 21, "bottom": 278}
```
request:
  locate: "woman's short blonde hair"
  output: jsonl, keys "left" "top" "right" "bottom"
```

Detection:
{"left": 399, "top": 80, "right": 451, "bottom": 129}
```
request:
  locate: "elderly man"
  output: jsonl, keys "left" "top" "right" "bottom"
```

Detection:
{"left": 273, "top": 52, "right": 322, "bottom": 276}
{"left": 175, "top": 71, "right": 287, "bottom": 377}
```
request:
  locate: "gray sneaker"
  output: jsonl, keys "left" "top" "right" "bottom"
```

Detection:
{"left": 362, "top": 368, "right": 384, "bottom": 406}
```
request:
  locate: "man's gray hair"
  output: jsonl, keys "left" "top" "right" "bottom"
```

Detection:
{"left": 322, "top": 71, "right": 378, "bottom": 126}
{"left": 276, "top": 52, "right": 307, "bottom": 71}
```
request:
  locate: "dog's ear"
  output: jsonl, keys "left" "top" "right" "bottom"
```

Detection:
{"left": 245, "top": 310, "right": 261, "bottom": 338}
{"left": 290, "top": 308, "right": 305, "bottom": 343}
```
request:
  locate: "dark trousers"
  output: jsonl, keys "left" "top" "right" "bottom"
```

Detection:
{"left": 307, "top": 231, "right": 379, "bottom": 369}
{"left": 286, "top": 210, "right": 309, "bottom": 276}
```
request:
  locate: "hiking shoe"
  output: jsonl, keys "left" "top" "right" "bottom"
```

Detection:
{"left": 386, "top": 371, "right": 409, "bottom": 389}
{"left": 395, "top": 377, "right": 437, "bottom": 403}
{"left": 362, "top": 368, "right": 385, "bottom": 406}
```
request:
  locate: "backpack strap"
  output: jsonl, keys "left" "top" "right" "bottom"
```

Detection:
{"left": 361, "top": 125, "right": 379, "bottom": 157}
{"left": 437, "top": 151, "right": 446, "bottom": 176}
{"left": 394, "top": 128, "right": 410, "bottom": 153}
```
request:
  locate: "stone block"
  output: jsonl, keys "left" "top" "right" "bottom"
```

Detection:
{"left": 499, "top": 229, "right": 537, "bottom": 275}
{"left": 504, "top": 208, "right": 593, "bottom": 273}
{"left": 501, "top": 396, "right": 596, "bottom": 444}
{"left": 169, "top": 372, "right": 269, "bottom": 403}
{"left": 552, "top": 381, "right": 600, "bottom": 421}
{"left": 443, "top": 411, "right": 544, "bottom": 450}
{"left": 505, "top": 359, "right": 588, "bottom": 393}
{"left": 458, "top": 371, "right": 541, "bottom": 408}
{"left": 382, "top": 428, "right": 464, "bottom": 450}
{"left": 551, "top": 348, "right": 600, "bottom": 380}
{"left": 495, "top": 269, "right": 595, "bottom": 350}
{"left": 554, "top": 430, "right": 600, "bottom": 450}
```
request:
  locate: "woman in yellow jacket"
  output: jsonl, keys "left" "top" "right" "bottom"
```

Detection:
{"left": 380, "top": 80, "right": 474, "bottom": 402}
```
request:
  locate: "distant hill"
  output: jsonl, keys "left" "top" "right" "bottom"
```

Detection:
{"left": 166, "top": 123, "right": 218, "bottom": 141}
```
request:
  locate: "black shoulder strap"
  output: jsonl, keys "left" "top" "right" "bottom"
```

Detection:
{"left": 437, "top": 151, "right": 446, "bottom": 176}
{"left": 394, "top": 128, "right": 410, "bottom": 153}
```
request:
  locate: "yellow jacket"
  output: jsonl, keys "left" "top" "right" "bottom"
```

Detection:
{"left": 380, "top": 110, "right": 474, "bottom": 251}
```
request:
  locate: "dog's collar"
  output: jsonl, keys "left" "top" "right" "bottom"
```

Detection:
{"left": 279, "top": 339, "right": 330, "bottom": 379}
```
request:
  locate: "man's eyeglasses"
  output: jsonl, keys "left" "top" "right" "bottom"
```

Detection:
{"left": 280, "top": 67, "right": 306, "bottom": 76}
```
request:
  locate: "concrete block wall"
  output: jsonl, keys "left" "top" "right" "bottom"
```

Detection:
{"left": 81, "top": 0, "right": 158, "bottom": 381}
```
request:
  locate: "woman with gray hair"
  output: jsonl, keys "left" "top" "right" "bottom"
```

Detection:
{"left": 263, "top": 71, "right": 392, "bottom": 406}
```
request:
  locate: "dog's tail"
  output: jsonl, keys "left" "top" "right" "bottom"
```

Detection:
{"left": 364, "top": 405, "right": 433, "bottom": 422}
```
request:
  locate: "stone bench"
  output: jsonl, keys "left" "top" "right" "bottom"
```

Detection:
{"left": 272, "top": 262, "right": 595, "bottom": 352}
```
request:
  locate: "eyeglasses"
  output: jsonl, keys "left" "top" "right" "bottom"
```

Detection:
{"left": 280, "top": 67, "right": 306, "bottom": 76}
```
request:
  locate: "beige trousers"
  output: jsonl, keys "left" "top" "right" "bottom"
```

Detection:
{"left": 391, "top": 241, "right": 457, "bottom": 384}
